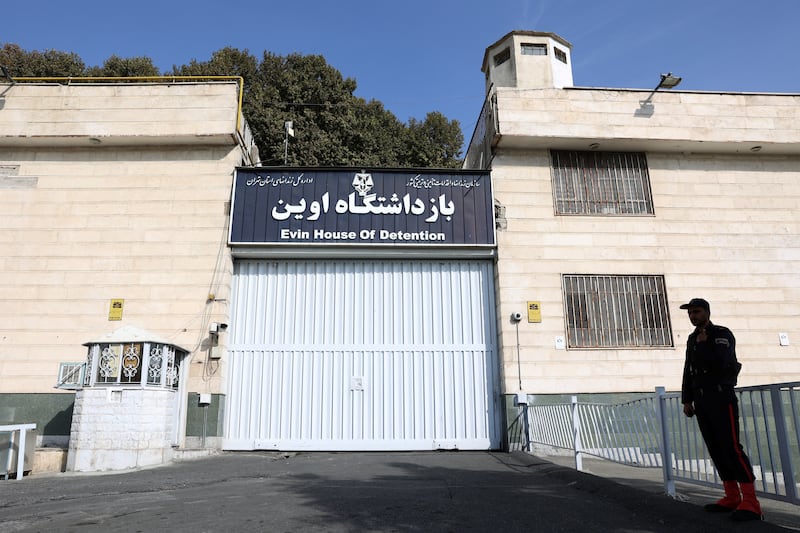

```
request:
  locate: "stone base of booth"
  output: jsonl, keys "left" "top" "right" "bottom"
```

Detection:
{"left": 67, "top": 388, "right": 177, "bottom": 472}
{"left": 33, "top": 448, "right": 68, "bottom": 474}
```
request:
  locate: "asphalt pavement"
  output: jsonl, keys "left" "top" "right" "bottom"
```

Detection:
{"left": 0, "top": 451, "right": 797, "bottom": 532}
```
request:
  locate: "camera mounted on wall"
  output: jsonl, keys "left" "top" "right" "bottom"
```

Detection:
{"left": 208, "top": 323, "right": 228, "bottom": 357}
{"left": 209, "top": 322, "right": 228, "bottom": 335}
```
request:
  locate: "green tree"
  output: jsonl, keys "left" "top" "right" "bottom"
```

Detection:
{"left": 0, "top": 43, "right": 85, "bottom": 77}
{"left": 1, "top": 43, "right": 465, "bottom": 167}
{"left": 175, "top": 49, "right": 458, "bottom": 167}
{"left": 172, "top": 47, "right": 259, "bottom": 80}
{"left": 254, "top": 52, "right": 374, "bottom": 166}
{"left": 404, "top": 112, "right": 464, "bottom": 168}
{"left": 85, "top": 55, "right": 161, "bottom": 77}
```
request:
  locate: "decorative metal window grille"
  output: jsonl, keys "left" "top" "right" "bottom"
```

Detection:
{"left": 89, "top": 342, "right": 184, "bottom": 389}
{"left": 551, "top": 150, "right": 655, "bottom": 215}
{"left": 562, "top": 274, "right": 673, "bottom": 348}
{"left": 521, "top": 43, "right": 547, "bottom": 56}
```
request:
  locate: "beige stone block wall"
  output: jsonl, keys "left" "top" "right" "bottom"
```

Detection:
{"left": 495, "top": 88, "right": 800, "bottom": 149}
{"left": 0, "top": 146, "right": 238, "bottom": 396}
{"left": 0, "top": 83, "right": 239, "bottom": 142}
{"left": 493, "top": 149, "right": 800, "bottom": 395}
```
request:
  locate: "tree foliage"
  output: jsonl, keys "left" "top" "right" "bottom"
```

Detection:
{"left": 1, "top": 43, "right": 464, "bottom": 167}
{"left": 85, "top": 55, "right": 160, "bottom": 77}
{"left": 405, "top": 112, "right": 465, "bottom": 168}
{"left": 0, "top": 44, "right": 84, "bottom": 77}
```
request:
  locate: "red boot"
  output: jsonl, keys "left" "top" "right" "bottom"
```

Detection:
{"left": 731, "top": 482, "right": 763, "bottom": 521}
{"left": 704, "top": 480, "right": 741, "bottom": 512}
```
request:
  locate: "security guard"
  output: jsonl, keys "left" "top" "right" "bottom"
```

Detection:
{"left": 680, "top": 298, "right": 762, "bottom": 521}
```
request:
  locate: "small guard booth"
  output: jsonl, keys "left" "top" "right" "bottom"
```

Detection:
{"left": 224, "top": 167, "right": 500, "bottom": 451}
{"left": 67, "top": 326, "right": 188, "bottom": 471}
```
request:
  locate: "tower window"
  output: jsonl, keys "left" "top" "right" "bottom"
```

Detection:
{"left": 493, "top": 47, "right": 511, "bottom": 66}
{"left": 554, "top": 47, "right": 568, "bottom": 64}
{"left": 521, "top": 43, "right": 547, "bottom": 56}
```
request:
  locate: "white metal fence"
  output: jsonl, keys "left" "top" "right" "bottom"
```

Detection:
{"left": 0, "top": 424, "right": 36, "bottom": 480}
{"left": 509, "top": 382, "right": 800, "bottom": 505}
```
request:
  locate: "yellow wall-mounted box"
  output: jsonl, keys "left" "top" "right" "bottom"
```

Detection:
{"left": 527, "top": 301, "right": 541, "bottom": 323}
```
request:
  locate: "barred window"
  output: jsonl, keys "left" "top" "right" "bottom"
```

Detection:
{"left": 551, "top": 150, "right": 654, "bottom": 215}
{"left": 91, "top": 342, "right": 183, "bottom": 388}
{"left": 494, "top": 47, "right": 511, "bottom": 66}
{"left": 562, "top": 274, "right": 673, "bottom": 348}
{"left": 521, "top": 43, "right": 547, "bottom": 56}
{"left": 554, "top": 47, "right": 568, "bottom": 64}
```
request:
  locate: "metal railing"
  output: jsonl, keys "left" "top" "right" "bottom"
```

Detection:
{"left": 463, "top": 87, "right": 496, "bottom": 170}
{"left": 0, "top": 423, "right": 37, "bottom": 480}
{"left": 508, "top": 382, "right": 800, "bottom": 505}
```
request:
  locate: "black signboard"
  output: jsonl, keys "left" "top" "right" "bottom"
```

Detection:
{"left": 230, "top": 168, "right": 495, "bottom": 247}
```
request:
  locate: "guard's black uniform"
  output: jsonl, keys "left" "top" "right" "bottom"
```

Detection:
{"left": 681, "top": 322, "right": 754, "bottom": 483}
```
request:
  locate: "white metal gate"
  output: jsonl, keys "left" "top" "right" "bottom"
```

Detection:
{"left": 223, "top": 259, "right": 499, "bottom": 451}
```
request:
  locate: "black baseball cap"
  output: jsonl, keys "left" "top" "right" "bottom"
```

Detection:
{"left": 679, "top": 298, "right": 710, "bottom": 311}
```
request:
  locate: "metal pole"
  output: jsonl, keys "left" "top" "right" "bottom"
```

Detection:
{"left": 655, "top": 386, "right": 676, "bottom": 498}
{"left": 770, "top": 385, "right": 798, "bottom": 502}
{"left": 572, "top": 396, "right": 583, "bottom": 471}
{"left": 202, "top": 404, "right": 208, "bottom": 449}
{"left": 15, "top": 429, "right": 25, "bottom": 480}
{"left": 515, "top": 321, "right": 522, "bottom": 391}
{"left": 521, "top": 403, "right": 531, "bottom": 452}
{"left": 283, "top": 130, "right": 288, "bottom": 165}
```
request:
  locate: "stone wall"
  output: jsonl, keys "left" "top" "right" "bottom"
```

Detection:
{"left": 491, "top": 149, "right": 800, "bottom": 394}
{"left": 0, "top": 82, "right": 247, "bottom": 401}
{"left": 66, "top": 388, "right": 177, "bottom": 472}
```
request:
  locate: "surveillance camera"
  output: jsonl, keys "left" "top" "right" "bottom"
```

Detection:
{"left": 511, "top": 312, "right": 522, "bottom": 323}
{"left": 209, "top": 322, "right": 228, "bottom": 334}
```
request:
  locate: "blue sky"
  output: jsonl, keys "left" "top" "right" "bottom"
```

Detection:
{"left": 4, "top": 0, "right": 800, "bottom": 148}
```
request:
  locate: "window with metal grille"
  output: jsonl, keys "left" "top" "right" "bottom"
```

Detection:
{"left": 56, "top": 362, "right": 86, "bottom": 389}
{"left": 554, "top": 47, "right": 568, "bottom": 64}
{"left": 494, "top": 47, "right": 511, "bottom": 66}
{"left": 90, "top": 342, "right": 183, "bottom": 388}
{"left": 521, "top": 43, "right": 547, "bottom": 56}
{"left": 551, "top": 150, "right": 654, "bottom": 215}
{"left": 562, "top": 274, "right": 673, "bottom": 348}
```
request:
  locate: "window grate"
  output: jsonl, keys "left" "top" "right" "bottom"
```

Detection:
{"left": 91, "top": 342, "right": 183, "bottom": 389}
{"left": 551, "top": 150, "right": 654, "bottom": 215}
{"left": 494, "top": 47, "right": 511, "bottom": 66}
{"left": 562, "top": 274, "right": 673, "bottom": 348}
{"left": 56, "top": 362, "right": 86, "bottom": 389}
{"left": 521, "top": 43, "right": 547, "bottom": 56}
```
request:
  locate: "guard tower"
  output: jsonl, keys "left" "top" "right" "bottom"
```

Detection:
{"left": 481, "top": 31, "right": 573, "bottom": 91}
{"left": 66, "top": 326, "right": 188, "bottom": 472}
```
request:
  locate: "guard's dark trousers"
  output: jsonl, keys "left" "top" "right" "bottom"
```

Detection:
{"left": 694, "top": 389, "right": 754, "bottom": 482}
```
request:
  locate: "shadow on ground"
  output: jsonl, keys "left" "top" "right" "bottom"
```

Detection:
{"left": 0, "top": 451, "right": 795, "bottom": 532}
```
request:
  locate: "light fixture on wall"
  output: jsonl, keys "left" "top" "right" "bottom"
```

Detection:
{"left": 637, "top": 72, "right": 683, "bottom": 115}
{"left": 655, "top": 72, "right": 682, "bottom": 90}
